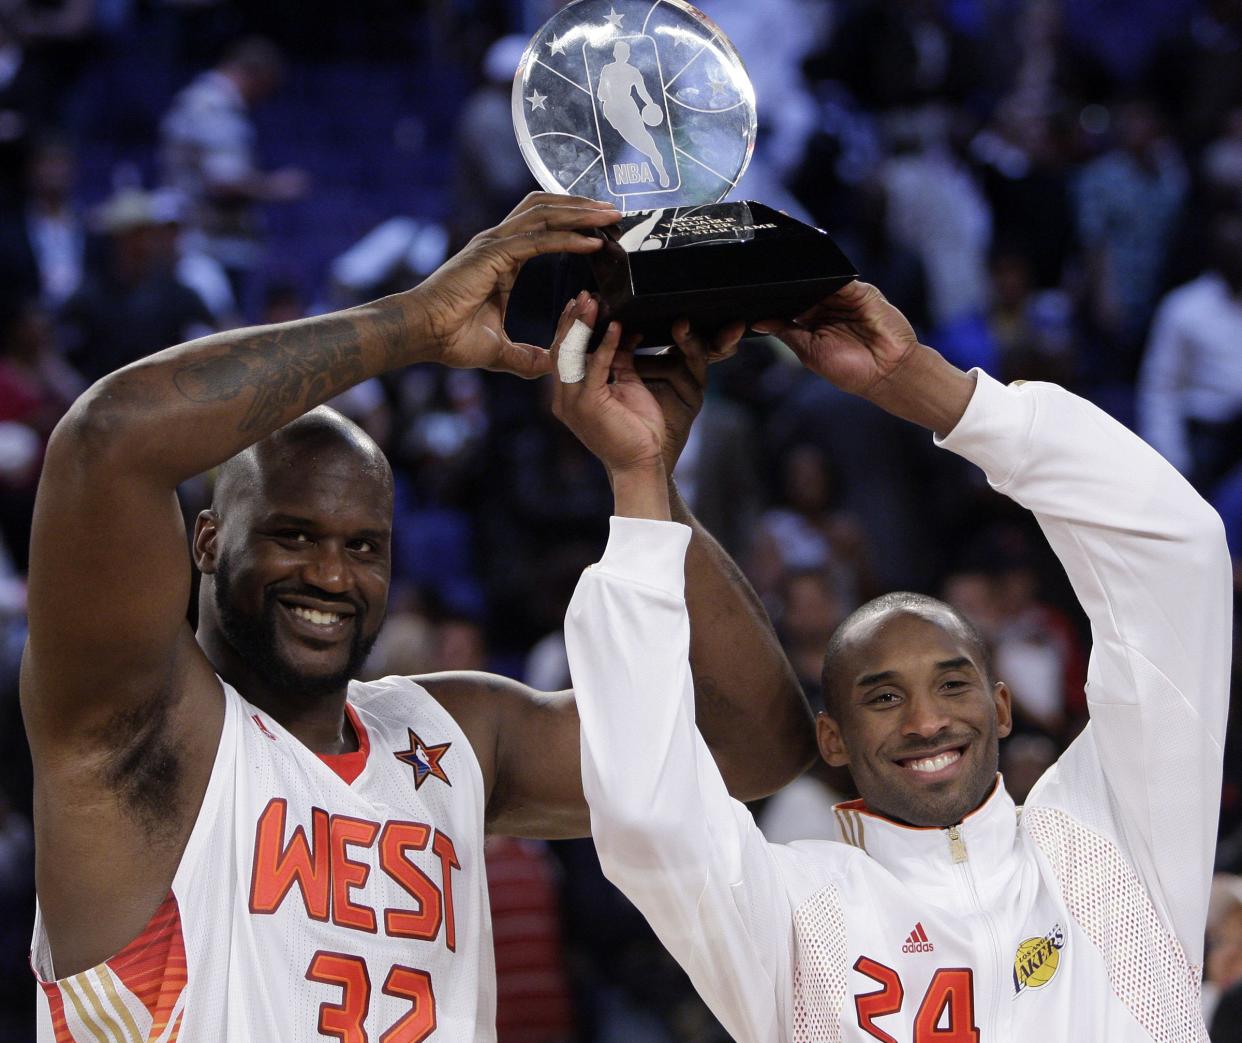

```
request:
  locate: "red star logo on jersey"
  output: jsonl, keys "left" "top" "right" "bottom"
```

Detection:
{"left": 394, "top": 729, "right": 452, "bottom": 790}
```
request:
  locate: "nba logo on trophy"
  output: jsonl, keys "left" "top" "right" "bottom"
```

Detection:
{"left": 584, "top": 35, "right": 680, "bottom": 197}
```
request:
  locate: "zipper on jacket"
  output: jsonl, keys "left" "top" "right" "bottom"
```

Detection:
{"left": 947, "top": 824, "right": 1003, "bottom": 1037}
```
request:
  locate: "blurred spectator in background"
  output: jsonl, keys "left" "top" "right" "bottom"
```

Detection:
{"left": 159, "top": 36, "right": 308, "bottom": 301}
{"left": 60, "top": 187, "right": 214, "bottom": 382}
{"left": 806, "top": 0, "right": 980, "bottom": 119}
{"left": 971, "top": 97, "right": 1077, "bottom": 290}
{"left": 0, "top": 299, "right": 80, "bottom": 570}
{"left": 1150, "top": 0, "right": 1242, "bottom": 151}
{"left": 942, "top": 530, "right": 1087, "bottom": 739}
{"left": 832, "top": 182, "right": 930, "bottom": 335}
{"left": 0, "top": 14, "right": 50, "bottom": 209}
{"left": 1075, "top": 98, "right": 1187, "bottom": 383}
{"left": 881, "top": 125, "right": 993, "bottom": 350}
{"left": 774, "top": 567, "right": 850, "bottom": 703}
{"left": 1204, "top": 106, "right": 1242, "bottom": 203}
{"left": 454, "top": 34, "right": 538, "bottom": 246}
{"left": 487, "top": 834, "right": 576, "bottom": 1043}
{"left": 999, "top": 733, "right": 1059, "bottom": 805}
{"left": 669, "top": 391, "right": 763, "bottom": 560}
{"left": 985, "top": 247, "right": 1078, "bottom": 387}
{"left": 1204, "top": 874, "right": 1242, "bottom": 1031}
{"left": 148, "top": 186, "right": 239, "bottom": 327}
{"left": 0, "top": 134, "right": 84, "bottom": 309}
{"left": 329, "top": 213, "right": 450, "bottom": 307}
{"left": 749, "top": 443, "right": 874, "bottom": 613}
{"left": 1138, "top": 211, "right": 1242, "bottom": 496}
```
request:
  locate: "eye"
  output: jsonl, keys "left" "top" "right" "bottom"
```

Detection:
{"left": 867, "top": 690, "right": 901, "bottom": 707}
{"left": 349, "top": 538, "right": 378, "bottom": 554}
{"left": 275, "top": 530, "right": 312, "bottom": 546}
{"left": 941, "top": 679, "right": 969, "bottom": 693}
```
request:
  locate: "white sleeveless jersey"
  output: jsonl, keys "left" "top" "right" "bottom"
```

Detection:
{"left": 32, "top": 674, "right": 496, "bottom": 1042}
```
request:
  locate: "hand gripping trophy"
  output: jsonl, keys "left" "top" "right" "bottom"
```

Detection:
{"left": 513, "top": 0, "right": 856, "bottom": 344}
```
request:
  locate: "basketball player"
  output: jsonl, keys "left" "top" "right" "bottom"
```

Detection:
{"left": 597, "top": 41, "right": 671, "bottom": 188}
{"left": 22, "top": 193, "right": 814, "bottom": 1039}
{"left": 557, "top": 282, "right": 1231, "bottom": 1040}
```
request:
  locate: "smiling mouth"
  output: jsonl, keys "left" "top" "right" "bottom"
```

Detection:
{"left": 289, "top": 605, "right": 344, "bottom": 627}
{"left": 905, "top": 749, "right": 961, "bottom": 773}
{"left": 895, "top": 744, "right": 968, "bottom": 778}
{"left": 276, "top": 599, "right": 355, "bottom": 639}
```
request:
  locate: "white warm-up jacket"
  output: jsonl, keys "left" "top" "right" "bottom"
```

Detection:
{"left": 566, "top": 371, "right": 1232, "bottom": 1042}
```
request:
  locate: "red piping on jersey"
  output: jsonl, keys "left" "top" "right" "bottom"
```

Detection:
{"left": 833, "top": 775, "right": 1002, "bottom": 831}
{"left": 318, "top": 703, "right": 371, "bottom": 785}
{"left": 36, "top": 891, "right": 188, "bottom": 1042}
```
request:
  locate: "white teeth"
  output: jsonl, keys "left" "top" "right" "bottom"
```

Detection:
{"left": 908, "top": 750, "right": 962, "bottom": 774}
{"left": 291, "top": 606, "right": 342, "bottom": 626}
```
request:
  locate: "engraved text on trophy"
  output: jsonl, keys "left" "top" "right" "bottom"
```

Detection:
{"left": 585, "top": 36, "right": 681, "bottom": 198}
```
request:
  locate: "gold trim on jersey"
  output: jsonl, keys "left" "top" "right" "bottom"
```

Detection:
{"left": 835, "top": 807, "right": 866, "bottom": 851}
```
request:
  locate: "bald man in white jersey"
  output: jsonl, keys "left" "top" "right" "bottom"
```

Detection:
{"left": 555, "top": 283, "right": 1231, "bottom": 1041}
{"left": 21, "top": 193, "right": 814, "bottom": 1040}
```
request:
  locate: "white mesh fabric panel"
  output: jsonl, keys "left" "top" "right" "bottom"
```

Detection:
{"left": 791, "top": 885, "right": 846, "bottom": 1042}
{"left": 1024, "top": 806, "right": 1207, "bottom": 1042}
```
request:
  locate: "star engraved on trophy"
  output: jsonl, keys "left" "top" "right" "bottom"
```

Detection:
{"left": 512, "top": 0, "right": 857, "bottom": 348}
{"left": 513, "top": 0, "right": 757, "bottom": 210}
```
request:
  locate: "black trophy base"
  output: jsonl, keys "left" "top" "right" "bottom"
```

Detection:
{"left": 588, "top": 201, "right": 856, "bottom": 347}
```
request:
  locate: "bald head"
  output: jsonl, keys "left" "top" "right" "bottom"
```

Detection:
{"left": 820, "top": 592, "right": 990, "bottom": 719}
{"left": 213, "top": 407, "right": 391, "bottom": 515}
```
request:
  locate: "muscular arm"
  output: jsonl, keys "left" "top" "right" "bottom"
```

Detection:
{"left": 22, "top": 195, "right": 618, "bottom": 973}
{"left": 23, "top": 290, "right": 437, "bottom": 975}
{"left": 26, "top": 197, "right": 617, "bottom": 741}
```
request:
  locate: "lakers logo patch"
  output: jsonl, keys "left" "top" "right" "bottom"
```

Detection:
{"left": 1013, "top": 924, "right": 1065, "bottom": 994}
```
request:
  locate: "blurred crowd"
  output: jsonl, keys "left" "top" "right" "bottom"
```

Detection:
{"left": 1, "top": 0, "right": 1241, "bottom": 1039}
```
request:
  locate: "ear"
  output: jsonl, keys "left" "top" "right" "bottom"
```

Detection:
{"left": 992, "top": 681, "right": 1013, "bottom": 739}
{"left": 193, "top": 510, "right": 220, "bottom": 573}
{"left": 816, "top": 712, "right": 850, "bottom": 768}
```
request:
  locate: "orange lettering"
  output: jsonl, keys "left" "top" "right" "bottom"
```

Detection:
{"left": 379, "top": 821, "right": 441, "bottom": 941}
{"left": 331, "top": 815, "right": 380, "bottom": 933}
{"left": 432, "top": 831, "right": 460, "bottom": 952}
{"left": 249, "top": 799, "right": 331, "bottom": 921}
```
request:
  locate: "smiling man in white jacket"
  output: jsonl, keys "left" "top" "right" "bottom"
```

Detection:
{"left": 551, "top": 282, "right": 1232, "bottom": 1042}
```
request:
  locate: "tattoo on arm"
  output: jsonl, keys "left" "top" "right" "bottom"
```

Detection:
{"left": 172, "top": 306, "right": 408, "bottom": 435}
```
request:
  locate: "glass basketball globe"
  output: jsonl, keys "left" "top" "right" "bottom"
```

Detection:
{"left": 512, "top": 0, "right": 758, "bottom": 211}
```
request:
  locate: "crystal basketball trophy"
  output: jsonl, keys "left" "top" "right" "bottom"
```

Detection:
{"left": 512, "top": 0, "right": 856, "bottom": 344}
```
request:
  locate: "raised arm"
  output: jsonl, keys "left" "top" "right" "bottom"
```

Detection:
{"left": 555, "top": 312, "right": 796, "bottom": 1042}
{"left": 762, "top": 281, "right": 1232, "bottom": 960}
{"left": 22, "top": 193, "right": 620, "bottom": 973}
{"left": 463, "top": 299, "right": 813, "bottom": 839}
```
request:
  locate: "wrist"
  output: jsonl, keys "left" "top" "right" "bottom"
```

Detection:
{"left": 863, "top": 345, "right": 976, "bottom": 438}
{"left": 394, "top": 286, "right": 443, "bottom": 366}
{"left": 609, "top": 461, "right": 671, "bottom": 521}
